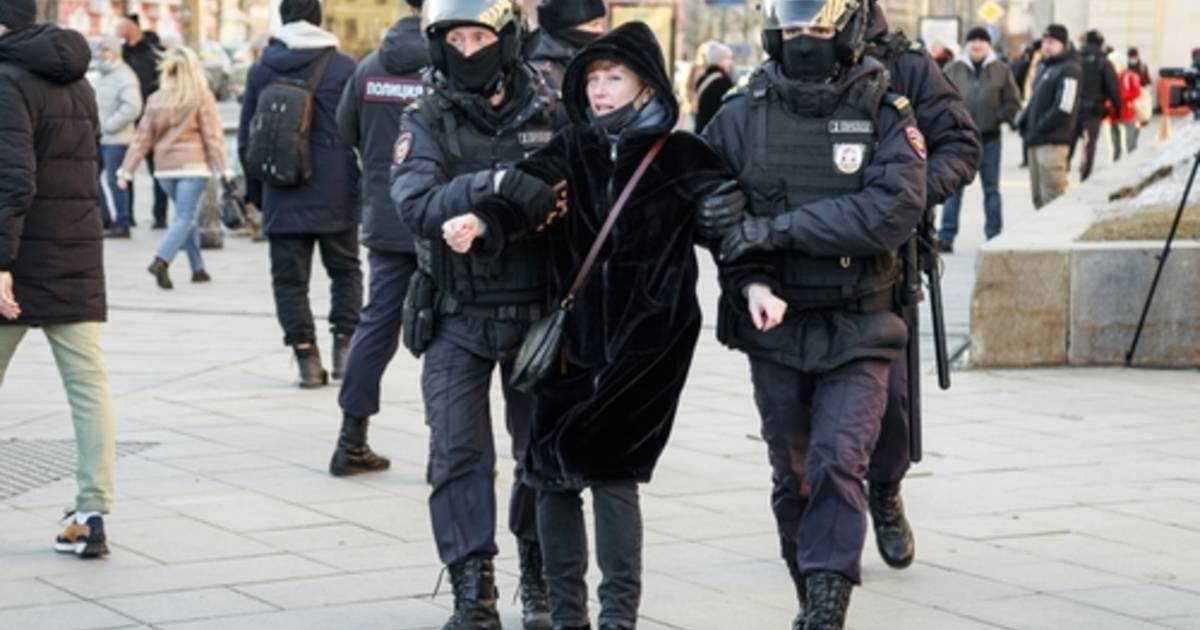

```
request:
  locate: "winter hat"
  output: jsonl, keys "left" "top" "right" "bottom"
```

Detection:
{"left": 537, "top": 0, "right": 606, "bottom": 35}
{"left": 1085, "top": 29, "right": 1104, "bottom": 47}
{"left": 280, "top": 0, "right": 322, "bottom": 26}
{"left": 0, "top": 0, "right": 38, "bottom": 30}
{"left": 965, "top": 27, "right": 991, "bottom": 45}
{"left": 404, "top": 0, "right": 422, "bottom": 7}
{"left": 702, "top": 40, "right": 733, "bottom": 68}
{"left": 1043, "top": 24, "right": 1069, "bottom": 46}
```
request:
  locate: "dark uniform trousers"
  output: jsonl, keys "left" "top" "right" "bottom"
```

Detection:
{"left": 750, "top": 356, "right": 890, "bottom": 584}
{"left": 267, "top": 230, "right": 363, "bottom": 346}
{"left": 868, "top": 357, "right": 910, "bottom": 484}
{"left": 421, "top": 335, "right": 539, "bottom": 565}
{"left": 338, "top": 250, "right": 417, "bottom": 418}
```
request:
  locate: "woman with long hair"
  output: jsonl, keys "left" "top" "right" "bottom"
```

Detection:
{"left": 118, "top": 45, "right": 232, "bottom": 289}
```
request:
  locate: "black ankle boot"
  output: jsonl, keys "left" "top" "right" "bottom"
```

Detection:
{"left": 331, "top": 333, "right": 353, "bottom": 381}
{"left": 293, "top": 343, "right": 328, "bottom": 389}
{"left": 869, "top": 481, "right": 915, "bottom": 569}
{"left": 147, "top": 258, "right": 172, "bottom": 290}
{"left": 518, "top": 540, "right": 551, "bottom": 629}
{"left": 442, "top": 557, "right": 501, "bottom": 630}
{"left": 329, "top": 414, "right": 390, "bottom": 477}
{"left": 803, "top": 571, "right": 853, "bottom": 630}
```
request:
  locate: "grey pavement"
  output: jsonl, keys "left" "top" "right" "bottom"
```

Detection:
{"left": 4, "top": 123, "right": 1200, "bottom": 630}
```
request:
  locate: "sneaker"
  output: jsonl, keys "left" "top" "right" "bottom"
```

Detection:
{"left": 54, "top": 512, "right": 109, "bottom": 558}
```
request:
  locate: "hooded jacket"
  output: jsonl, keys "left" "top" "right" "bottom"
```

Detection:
{"left": 0, "top": 25, "right": 105, "bottom": 325}
{"left": 943, "top": 50, "right": 1022, "bottom": 136}
{"left": 95, "top": 58, "right": 142, "bottom": 145}
{"left": 122, "top": 30, "right": 163, "bottom": 102}
{"left": 239, "top": 21, "right": 360, "bottom": 235}
{"left": 1078, "top": 42, "right": 1121, "bottom": 117}
{"left": 336, "top": 16, "right": 429, "bottom": 253}
{"left": 864, "top": 6, "right": 980, "bottom": 207}
{"left": 1017, "top": 44, "right": 1082, "bottom": 147}
{"left": 481, "top": 22, "right": 737, "bottom": 488}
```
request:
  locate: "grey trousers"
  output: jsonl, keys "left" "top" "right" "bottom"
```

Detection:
{"left": 537, "top": 483, "right": 642, "bottom": 629}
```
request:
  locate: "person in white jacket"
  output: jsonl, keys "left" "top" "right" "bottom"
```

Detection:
{"left": 95, "top": 36, "right": 142, "bottom": 238}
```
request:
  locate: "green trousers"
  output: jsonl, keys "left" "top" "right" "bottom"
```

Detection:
{"left": 0, "top": 322, "right": 116, "bottom": 513}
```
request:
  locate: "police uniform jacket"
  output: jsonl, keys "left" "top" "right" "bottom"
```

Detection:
{"left": 336, "top": 16, "right": 430, "bottom": 253}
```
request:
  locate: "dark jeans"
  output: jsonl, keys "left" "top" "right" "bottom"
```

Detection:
{"left": 750, "top": 356, "right": 889, "bottom": 585}
{"left": 267, "top": 230, "right": 363, "bottom": 346}
{"left": 98, "top": 145, "right": 131, "bottom": 230}
{"left": 1075, "top": 113, "right": 1105, "bottom": 181}
{"left": 338, "top": 250, "right": 416, "bottom": 419}
{"left": 939, "top": 133, "right": 1003, "bottom": 245}
{"left": 421, "top": 335, "right": 538, "bottom": 565}
{"left": 537, "top": 483, "right": 642, "bottom": 629}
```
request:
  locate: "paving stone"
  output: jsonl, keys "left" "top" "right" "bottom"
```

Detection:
{"left": 0, "top": 600, "right": 136, "bottom": 630}
{"left": 100, "top": 587, "right": 276, "bottom": 624}
{"left": 1061, "top": 584, "right": 1200, "bottom": 620}
{"left": 0, "top": 578, "right": 80, "bottom": 609}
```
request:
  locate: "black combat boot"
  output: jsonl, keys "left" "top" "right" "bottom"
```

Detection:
{"left": 785, "top": 552, "right": 807, "bottom": 630}
{"left": 518, "top": 540, "right": 551, "bottom": 629}
{"left": 442, "top": 557, "right": 502, "bottom": 630}
{"left": 868, "top": 481, "right": 915, "bottom": 569}
{"left": 293, "top": 343, "right": 328, "bottom": 389}
{"left": 329, "top": 414, "right": 391, "bottom": 477}
{"left": 331, "top": 333, "right": 353, "bottom": 381}
{"left": 802, "top": 571, "right": 853, "bottom": 630}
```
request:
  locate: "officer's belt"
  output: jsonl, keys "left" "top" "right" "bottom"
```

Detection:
{"left": 435, "top": 293, "right": 545, "bottom": 322}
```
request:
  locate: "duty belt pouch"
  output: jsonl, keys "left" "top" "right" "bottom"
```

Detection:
{"left": 402, "top": 270, "right": 435, "bottom": 358}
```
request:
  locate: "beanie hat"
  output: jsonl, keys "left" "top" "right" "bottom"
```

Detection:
{"left": 701, "top": 40, "right": 733, "bottom": 68}
{"left": 0, "top": 0, "right": 38, "bottom": 30}
{"left": 280, "top": 0, "right": 322, "bottom": 26}
{"left": 1085, "top": 29, "right": 1104, "bottom": 47}
{"left": 537, "top": 0, "right": 606, "bottom": 35}
{"left": 1043, "top": 24, "right": 1069, "bottom": 46}
{"left": 965, "top": 27, "right": 991, "bottom": 44}
{"left": 404, "top": 0, "right": 421, "bottom": 7}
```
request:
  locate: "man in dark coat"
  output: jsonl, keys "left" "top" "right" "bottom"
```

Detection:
{"left": 855, "top": 0, "right": 981, "bottom": 573}
{"left": 693, "top": 40, "right": 736, "bottom": 132}
{"left": 0, "top": 4, "right": 116, "bottom": 560}
{"left": 118, "top": 13, "right": 168, "bottom": 228}
{"left": 389, "top": 0, "right": 556, "bottom": 627}
{"left": 524, "top": 0, "right": 607, "bottom": 91}
{"left": 1017, "top": 24, "right": 1081, "bottom": 209}
{"left": 327, "top": 0, "right": 428, "bottom": 477}
{"left": 239, "top": 0, "right": 363, "bottom": 389}
{"left": 703, "top": 1, "right": 927, "bottom": 626}
{"left": 1073, "top": 29, "right": 1121, "bottom": 181}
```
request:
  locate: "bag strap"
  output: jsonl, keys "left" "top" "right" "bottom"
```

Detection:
{"left": 305, "top": 48, "right": 336, "bottom": 92}
{"left": 563, "top": 136, "right": 668, "bottom": 308}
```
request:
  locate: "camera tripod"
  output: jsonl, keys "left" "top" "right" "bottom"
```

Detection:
{"left": 1125, "top": 147, "right": 1200, "bottom": 366}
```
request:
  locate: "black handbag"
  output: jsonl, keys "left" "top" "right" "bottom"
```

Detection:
{"left": 509, "top": 136, "right": 668, "bottom": 393}
{"left": 219, "top": 179, "right": 247, "bottom": 230}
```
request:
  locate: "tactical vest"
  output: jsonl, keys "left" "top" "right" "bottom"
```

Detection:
{"left": 739, "top": 70, "right": 900, "bottom": 310}
{"left": 414, "top": 86, "right": 557, "bottom": 312}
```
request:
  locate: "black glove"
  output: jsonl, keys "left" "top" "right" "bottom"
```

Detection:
{"left": 697, "top": 180, "right": 746, "bottom": 240}
{"left": 496, "top": 169, "right": 557, "bottom": 218}
{"left": 719, "top": 215, "right": 779, "bottom": 262}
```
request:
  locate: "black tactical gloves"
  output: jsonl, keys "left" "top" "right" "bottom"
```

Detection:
{"left": 697, "top": 180, "right": 747, "bottom": 241}
{"left": 719, "top": 215, "right": 784, "bottom": 262}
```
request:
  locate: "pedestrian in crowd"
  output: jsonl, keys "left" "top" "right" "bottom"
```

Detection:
{"left": 692, "top": 39, "right": 735, "bottom": 132}
{"left": 94, "top": 35, "right": 142, "bottom": 239}
{"left": 118, "top": 46, "right": 233, "bottom": 290}
{"left": 939, "top": 27, "right": 1020, "bottom": 250}
{"left": 1074, "top": 29, "right": 1121, "bottom": 181}
{"left": 1012, "top": 39, "right": 1043, "bottom": 168}
{"left": 525, "top": 0, "right": 607, "bottom": 92}
{"left": 929, "top": 40, "right": 953, "bottom": 68}
{"left": 119, "top": 13, "right": 169, "bottom": 229}
{"left": 0, "top": 1, "right": 117, "bottom": 559}
{"left": 239, "top": 0, "right": 362, "bottom": 389}
{"left": 328, "top": 0, "right": 428, "bottom": 477}
{"left": 859, "top": 0, "right": 980, "bottom": 574}
{"left": 1017, "top": 23, "right": 1082, "bottom": 209}
{"left": 1109, "top": 55, "right": 1141, "bottom": 161}
{"left": 389, "top": 0, "right": 557, "bottom": 626}
{"left": 703, "top": 1, "right": 927, "bottom": 626}
{"left": 1127, "top": 46, "right": 1152, "bottom": 87}
{"left": 445, "top": 22, "right": 740, "bottom": 630}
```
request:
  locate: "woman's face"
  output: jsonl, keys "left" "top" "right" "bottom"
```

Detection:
{"left": 586, "top": 62, "right": 645, "bottom": 116}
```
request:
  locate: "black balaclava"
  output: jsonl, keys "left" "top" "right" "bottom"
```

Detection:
{"left": 780, "top": 35, "right": 838, "bottom": 82}
{"left": 445, "top": 39, "right": 506, "bottom": 96}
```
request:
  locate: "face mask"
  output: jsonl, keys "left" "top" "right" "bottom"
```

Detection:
{"left": 555, "top": 27, "right": 601, "bottom": 50}
{"left": 780, "top": 35, "right": 838, "bottom": 82}
{"left": 445, "top": 39, "right": 505, "bottom": 96}
{"left": 589, "top": 89, "right": 646, "bottom": 134}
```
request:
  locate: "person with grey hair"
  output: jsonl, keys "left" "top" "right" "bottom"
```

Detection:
{"left": 94, "top": 35, "right": 142, "bottom": 238}
{"left": 693, "top": 40, "right": 735, "bottom": 131}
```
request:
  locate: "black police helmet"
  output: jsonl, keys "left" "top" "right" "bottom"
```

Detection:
{"left": 422, "top": 0, "right": 523, "bottom": 77}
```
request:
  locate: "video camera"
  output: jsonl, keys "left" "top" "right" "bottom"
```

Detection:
{"left": 1160, "top": 67, "right": 1200, "bottom": 110}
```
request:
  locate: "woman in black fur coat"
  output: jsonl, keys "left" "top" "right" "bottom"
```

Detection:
{"left": 442, "top": 21, "right": 741, "bottom": 630}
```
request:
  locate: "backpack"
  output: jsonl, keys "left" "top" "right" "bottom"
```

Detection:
{"left": 244, "top": 48, "right": 335, "bottom": 187}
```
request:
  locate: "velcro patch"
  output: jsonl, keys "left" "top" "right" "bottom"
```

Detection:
{"left": 828, "top": 120, "right": 875, "bottom": 134}
{"left": 393, "top": 131, "right": 414, "bottom": 166}
{"left": 905, "top": 126, "right": 927, "bottom": 160}
{"left": 364, "top": 77, "right": 425, "bottom": 104}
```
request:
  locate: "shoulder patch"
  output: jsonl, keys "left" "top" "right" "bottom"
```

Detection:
{"left": 904, "top": 126, "right": 927, "bottom": 160}
{"left": 393, "top": 131, "right": 414, "bottom": 166}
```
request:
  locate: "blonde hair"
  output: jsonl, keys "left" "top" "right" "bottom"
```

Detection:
{"left": 157, "top": 46, "right": 209, "bottom": 112}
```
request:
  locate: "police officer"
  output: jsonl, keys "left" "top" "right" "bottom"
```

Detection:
{"left": 701, "top": 1, "right": 927, "bottom": 627}
{"left": 389, "top": 1, "right": 556, "bottom": 628}
{"left": 329, "top": 0, "right": 429, "bottom": 478}
{"left": 859, "top": 0, "right": 981, "bottom": 571}
{"left": 524, "top": 0, "right": 607, "bottom": 91}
